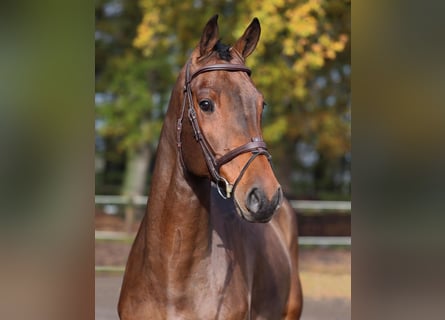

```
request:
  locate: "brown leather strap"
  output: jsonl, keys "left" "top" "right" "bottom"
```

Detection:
{"left": 216, "top": 139, "right": 268, "bottom": 170}
{"left": 187, "top": 64, "right": 251, "bottom": 85}
{"left": 178, "top": 60, "right": 271, "bottom": 199}
{"left": 232, "top": 148, "right": 271, "bottom": 192}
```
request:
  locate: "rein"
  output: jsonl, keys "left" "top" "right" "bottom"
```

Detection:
{"left": 177, "top": 60, "right": 271, "bottom": 199}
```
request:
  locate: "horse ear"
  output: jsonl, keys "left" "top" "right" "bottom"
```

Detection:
{"left": 199, "top": 14, "right": 220, "bottom": 57}
{"left": 233, "top": 18, "right": 261, "bottom": 59}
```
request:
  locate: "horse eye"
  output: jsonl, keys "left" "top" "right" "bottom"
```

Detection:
{"left": 199, "top": 99, "right": 214, "bottom": 112}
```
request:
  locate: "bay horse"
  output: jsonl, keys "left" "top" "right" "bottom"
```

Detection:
{"left": 118, "top": 15, "right": 302, "bottom": 319}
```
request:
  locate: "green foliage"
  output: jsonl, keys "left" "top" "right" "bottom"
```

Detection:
{"left": 96, "top": 0, "right": 168, "bottom": 153}
{"left": 96, "top": 50, "right": 167, "bottom": 151}
{"left": 96, "top": 0, "right": 351, "bottom": 198}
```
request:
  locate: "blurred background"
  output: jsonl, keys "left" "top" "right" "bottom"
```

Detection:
{"left": 2, "top": 1, "right": 443, "bottom": 319}
{"left": 95, "top": 0, "right": 350, "bottom": 319}
{"left": 95, "top": 0, "right": 350, "bottom": 201}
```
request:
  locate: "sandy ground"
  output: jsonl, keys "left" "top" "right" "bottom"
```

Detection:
{"left": 95, "top": 244, "right": 350, "bottom": 319}
{"left": 95, "top": 213, "right": 350, "bottom": 319}
{"left": 96, "top": 275, "right": 350, "bottom": 320}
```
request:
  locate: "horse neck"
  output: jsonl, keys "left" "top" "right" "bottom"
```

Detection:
{"left": 137, "top": 79, "right": 212, "bottom": 276}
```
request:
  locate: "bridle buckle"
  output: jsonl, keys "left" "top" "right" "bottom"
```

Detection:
{"left": 216, "top": 177, "right": 233, "bottom": 199}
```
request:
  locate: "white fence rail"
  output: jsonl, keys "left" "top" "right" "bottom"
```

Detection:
{"left": 95, "top": 231, "right": 351, "bottom": 246}
{"left": 95, "top": 195, "right": 148, "bottom": 206}
{"left": 95, "top": 196, "right": 351, "bottom": 272}
{"left": 289, "top": 200, "right": 351, "bottom": 212}
{"left": 95, "top": 195, "right": 351, "bottom": 213}
{"left": 95, "top": 231, "right": 351, "bottom": 272}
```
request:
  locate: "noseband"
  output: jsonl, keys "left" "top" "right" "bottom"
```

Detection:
{"left": 177, "top": 61, "right": 271, "bottom": 199}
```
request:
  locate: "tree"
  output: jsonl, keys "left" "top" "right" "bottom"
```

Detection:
{"left": 243, "top": 0, "right": 351, "bottom": 197}
{"left": 95, "top": 0, "right": 170, "bottom": 197}
{"left": 96, "top": 0, "right": 351, "bottom": 199}
{"left": 134, "top": 0, "right": 351, "bottom": 198}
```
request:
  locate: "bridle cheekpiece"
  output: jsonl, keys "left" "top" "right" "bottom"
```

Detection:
{"left": 176, "top": 60, "right": 271, "bottom": 199}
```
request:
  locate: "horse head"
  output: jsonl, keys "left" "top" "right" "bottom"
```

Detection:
{"left": 179, "top": 15, "right": 282, "bottom": 223}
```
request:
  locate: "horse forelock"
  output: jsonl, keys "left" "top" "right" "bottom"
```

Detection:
{"left": 213, "top": 40, "right": 232, "bottom": 61}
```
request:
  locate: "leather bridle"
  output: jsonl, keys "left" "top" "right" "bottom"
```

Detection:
{"left": 176, "top": 60, "right": 272, "bottom": 199}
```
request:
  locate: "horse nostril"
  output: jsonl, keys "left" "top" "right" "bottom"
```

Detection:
{"left": 246, "top": 188, "right": 261, "bottom": 214}
{"left": 244, "top": 187, "right": 282, "bottom": 220}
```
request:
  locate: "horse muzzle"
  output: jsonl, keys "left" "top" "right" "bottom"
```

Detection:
{"left": 237, "top": 185, "right": 283, "bottom": 223}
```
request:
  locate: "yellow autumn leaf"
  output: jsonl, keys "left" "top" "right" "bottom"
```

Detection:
{"left": 311, "top": 43, "right": 322, "bottom": 53}
{"left": 293, "top": 60, "right": 307, "bottom": 74}
{"left": 305, "top": 51, "right": 325, "bottom": 69}
{"left": 319, "top": 34, "right": 332, "bottom": 47}
{"left": 325, "top": 49, "right": 336, "bottom": 59}
{"left": 332, "top": 40, "right": 346, "bottom": 52}
{"left": 283, "top": 38, "right": 296, "bottom": 56}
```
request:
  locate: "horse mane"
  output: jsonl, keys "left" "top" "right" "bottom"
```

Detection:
{"left": 214, "top": 40, "right": 232, "bottom": 61}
